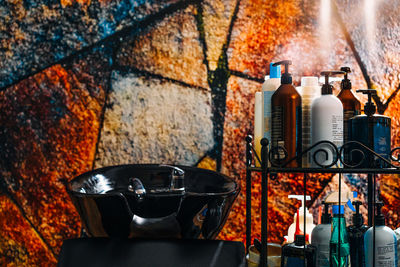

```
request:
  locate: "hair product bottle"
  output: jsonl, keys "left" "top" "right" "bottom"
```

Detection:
{"left": 262, "top": 62, "right": 281, "bottom": 142}
{"left": 311, "top": 71, "right": 344, "bottom": 167}
{"left": 311, "top": 202, "right": 332, "bottom": 267}
{"left": 330, "top": 205, "right": 350, "bottom": 267}
{"left": 347, "top": 201, "right": 369, "bottom": 267}
{"left": 364, "top": 202, "right": 398, "bottom": 267}
{"left": 297, "top": 77, "right": 320, "bottom": 167}
{"left": 271, "top": 60, "right": 302, "bottom": 167}
{"left": 281, "top": 235, "right": 316, "bottom": 267}
{"left": 348, "top": 89, "right": 391, "bottom": 168}
{"left": 337, "top": 67, "right": 361, "bottom": 146}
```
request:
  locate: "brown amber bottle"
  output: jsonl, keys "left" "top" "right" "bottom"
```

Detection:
{"left": 337, "top": 67, "right": 361, "bottom": 145}
{"left": 271, "top": 60, "right": 302, "bottom": 167}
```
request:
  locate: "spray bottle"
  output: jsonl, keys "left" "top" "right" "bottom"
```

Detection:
{"left": 325, "top": 191, "right": 356, "bottom": 267}
{"left": 347, "top": 201, "right": 369, "bottom": 267}
{"left": 287, "top": 195, "right": 315, "bottom": 243}
{"left": 311, "top": 202, "right": 332, "bottom": 267}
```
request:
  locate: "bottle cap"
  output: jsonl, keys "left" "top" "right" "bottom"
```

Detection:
{"left": 332, "top": 205, "right": 344, "bottom": 214}
{"left": 294, "top": 235, "right": 305, "bottom": 246}
{"left": 273, "top": 60, "right": 292, "bottom": 84}
{"left": 301, "top": 76, "right": 318, "bottom": 87}
{"left": 269, "top": 62, "right": 281, "bottom": 79}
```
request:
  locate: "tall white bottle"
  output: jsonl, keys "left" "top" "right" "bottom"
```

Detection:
{"left": 364, "top": 202, "right": 398, "bottom": 267}
{"left": 297, "top": 77, "right": 320, "bottom": 167}
{"left": 262, "top": 63, "right": 281, "bottom": 142}
{"left": 311, "top": 71, "right": 344, "bottom": 167}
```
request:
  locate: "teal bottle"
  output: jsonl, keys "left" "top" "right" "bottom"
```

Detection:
{"left": 330, "top": 205, "right": 350, "bottom": 267}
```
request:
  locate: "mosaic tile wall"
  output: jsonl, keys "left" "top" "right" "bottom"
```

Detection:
{"left": 1, "top": 0, "right": 400, "bottom": 265}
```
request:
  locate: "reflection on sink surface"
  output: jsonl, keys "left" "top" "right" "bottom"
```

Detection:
{"left": 65, "top": 164, "right": 240, "bottom": 239}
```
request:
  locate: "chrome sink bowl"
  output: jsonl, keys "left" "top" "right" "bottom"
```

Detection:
{"left": 65, "top": 164, "right": 239, "bottom": 239}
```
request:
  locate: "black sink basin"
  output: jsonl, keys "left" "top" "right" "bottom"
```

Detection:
{"left": 65, "top": 164, "right": 239, "bottom": 239}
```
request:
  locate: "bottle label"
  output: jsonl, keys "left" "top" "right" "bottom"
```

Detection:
{"left": 376, "top": 241, "right": 397, "bottom": 266}
{"left": 263, "top": 91, "right": 274, "bottom": 141}
{"left": 271, "top": 106, "right": 284, "bottom": 160}
{"left": 331, "top": 114, "right": 343, "bottom": 146}
{"left": 373, "top": 124, "right": 391, "bottom": 167}
{"left": 343, "top": 109, "right": 356, "bottom": 144}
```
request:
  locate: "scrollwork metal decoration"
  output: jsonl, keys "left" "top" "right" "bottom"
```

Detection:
{"left": 245, "top": 135, "right": 400, "bottom": 170}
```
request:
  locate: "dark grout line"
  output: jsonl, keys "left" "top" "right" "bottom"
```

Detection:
{"left": 331, "top": 0, "right": 386, "bottom": 114}
{"left": 113, "top": 65, "right": 210, "bottom": 93}
{"left": 0, "top": 183, "right": 57, "bottom": 259}
{"left": 0, "top": 0, "right": 201, "bottom": 92}
{"left": 230, "top": 70, "right": 264, "bottom": 83}
{"left": 194, "top": 2, "right": 210, "bottom": 75}
{"left": 207, "top": 0, "right": 241, "bottom": 171}
{"left": 226, "top": 0, "right": 241, "bottom": 50}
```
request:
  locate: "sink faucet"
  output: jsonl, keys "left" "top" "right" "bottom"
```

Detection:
{"left": 159, "top": 165, "right": 185, "bottom": 192}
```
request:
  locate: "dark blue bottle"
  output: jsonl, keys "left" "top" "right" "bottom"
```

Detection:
{"left": 347, "top": 89, "right": 391, "bottom": 168}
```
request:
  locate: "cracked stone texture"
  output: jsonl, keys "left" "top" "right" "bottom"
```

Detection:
{"left": 219, "top": 76, "right": 334, "bottom": 243}
{"left": 202, "top": 0, "right": 237, "bottom": 71}
{"left": 228, "top": 0, "right": 366, "bottom": 90}
{"left": 336, "top": 0, "right": 400, "bottom": 102}
{"left": 0, "top": 47, "right": 110, "bottom": 257}
{"left": 116, "top": 5, "right": 209, "bottom": 89}
{"left": 95, "top": 71, "right": 214, "bottom": 167}
{"left": 0, "top": 195, "right": 56, "bottom": 266}
{"left": 0, "top": 0, "right": 180, "bottom": 89}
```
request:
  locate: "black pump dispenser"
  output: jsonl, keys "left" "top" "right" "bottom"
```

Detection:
{"left": 340, "top": 67, "right": 352, "bottom": 90}
{"left": 320, "top": 71, "right": 345, "bottom": 95}
{"left": 352, "top": 201, "right": 363, "bottom": 226}
{"left": 321, "top": 202, "right": 332, "bottom": 224}
{"left": 356, "top": 89, "right": 377, "bottom": 117}
{"left": 273, "top": 60, "right": 292, "bottom": 84}
{"left": 375, "top": 202, "right": 385, "bottom": 226}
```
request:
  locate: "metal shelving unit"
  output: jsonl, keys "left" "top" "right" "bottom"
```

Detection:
{"left": 245, "top": 136, "right": 400, "bottom": 267}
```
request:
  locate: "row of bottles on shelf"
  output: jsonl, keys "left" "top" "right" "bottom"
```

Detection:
{"left": 254, "top": 60, "right": 391, "bottom": 168}
{"left": 280, "top": 192, "right": 398, "bottom": 267}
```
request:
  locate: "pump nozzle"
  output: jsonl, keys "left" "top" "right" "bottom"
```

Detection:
{"left": 352, "top": 200, "right": 364, "bottom": 226}
{"left": 356, "top": 89, "right": 377, "bottom": 116}
{"left": 375, "top": 201, "right": 385, "bottom": 226}
{"left": 273, "top": 60, "right": 292, "bottom": 84}
{"left": 289, "top": 195, "right": 311, "bottom": 210}
{"left": 340, "top": 67, "right": 352, "bottom": 90}
{"left": 321, "top": 201, "right": 332, "bottom": 224}
{"left": 320, "top": 71, "right": 345, "bottom": 95}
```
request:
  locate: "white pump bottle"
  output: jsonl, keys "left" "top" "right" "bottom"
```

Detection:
{"left": 287, "top": 195, "right": 315, "bottom": 243}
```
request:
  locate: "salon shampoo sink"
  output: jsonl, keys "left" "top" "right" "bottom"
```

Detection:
{"left": 65, "top": 164, "right": 239, "bottom": 239}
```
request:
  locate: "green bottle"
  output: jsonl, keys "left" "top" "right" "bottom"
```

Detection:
{"left": 330, "top": 205, "right": 350, "bottom": 267}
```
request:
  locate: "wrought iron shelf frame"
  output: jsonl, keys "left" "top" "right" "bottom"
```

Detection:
{"left": 245, "top": 136, "right": 400, "bottom": 267}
